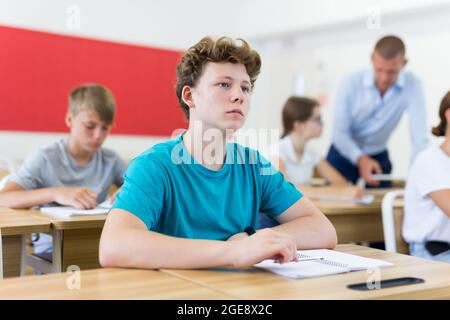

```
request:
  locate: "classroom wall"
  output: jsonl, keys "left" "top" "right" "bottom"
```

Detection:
{"left": 246, "top": 2, "right": 450, "bottom": 177}
{"left": 1, "top": 0, "right": 449, "bottom": 176}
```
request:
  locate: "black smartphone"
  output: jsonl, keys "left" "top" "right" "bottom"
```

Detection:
{"left": 347, "top": 277, "right": 425, "bottom": 291}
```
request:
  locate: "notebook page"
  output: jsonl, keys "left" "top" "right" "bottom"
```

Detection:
{"left": 254, "top": 249, "right": 393, "bottom": 279}
{"left": 301, "top": 249, "right": 393, "bottom": 270}
{"left": 254, "top": 259, "right": 350, "bottom": 279}
{"left": 40, "top": 206, "right": 110, "bottom": 218}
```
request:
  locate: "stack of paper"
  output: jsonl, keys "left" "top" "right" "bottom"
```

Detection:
{"left": 40, "top": 200, "right": 113, "bottom": 218}
{"left": 254, "top": 249, "right": 393, "bottom": 279}
{"left": 317, "top": 194, "right": 375, "bottom": 205}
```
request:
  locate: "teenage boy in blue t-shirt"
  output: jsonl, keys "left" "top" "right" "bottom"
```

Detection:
{"left": 99, "top": 36, "right": 337, "bottom": 269}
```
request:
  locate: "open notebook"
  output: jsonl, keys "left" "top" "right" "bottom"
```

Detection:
{"left": 254, "top": 249, "right": 393, "bottom": 279}
{"left": 40, "top": 199, "right": 113, "bottom": 218}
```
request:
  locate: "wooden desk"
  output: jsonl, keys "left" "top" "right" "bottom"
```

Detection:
{"left": 0, "top": 208, "right": 50, "bottom": 278}
{"left": 27, "top": 211, "right": 107, "bottom": 273}
{"left": 0, "top": 268, "right": 231, "bottom": 299}
{"left": 162, "top": 244, "right": 450, "bottom": 299}
{"left": 314, "top": 188, "right": 403, "bottom": 243}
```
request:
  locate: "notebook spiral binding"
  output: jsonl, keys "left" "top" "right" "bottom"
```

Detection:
{"left": 297, "top": 253, "right": 349, "bottom": 269}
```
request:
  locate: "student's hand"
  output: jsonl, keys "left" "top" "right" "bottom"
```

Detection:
{"left": 357, "top": 155, "right": 382, "bottom": 187}
{"left": 229, "top": 228, "right": 298, "bottom": 268}
{"left": 52, "top": 187, "right": 98, "bottom": 209}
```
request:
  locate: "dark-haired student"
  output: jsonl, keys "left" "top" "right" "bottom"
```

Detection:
{"left": 268, "top": 96, "right": 362, "bottom": 201}
{"left": 403, "top": 91, "right": 450, "bottom": 263}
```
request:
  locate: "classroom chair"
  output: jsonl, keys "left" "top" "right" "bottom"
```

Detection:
{"left": 381, "top": 190, "right": 409, "bottom": 254}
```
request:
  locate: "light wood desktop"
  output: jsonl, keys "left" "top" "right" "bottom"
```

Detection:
{"left": 0, "top": 244, "right": 448, "bottom": 299}
{"left": 0, "top": 268, "right": 231, "bottom": 299}
{"left": 0, "top": 207, "right": 50, "bottom": 278}
{"left": 314, "top": 188, "right": 402, "bottom": 243}
{"left": 162, "top": 244, "right": 450, "bottom": 299}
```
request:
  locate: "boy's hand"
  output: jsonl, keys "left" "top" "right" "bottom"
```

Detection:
{"left": 229, "top": 228, "right": 298, "bottom": 268}
{"left": 52, "top": 187, "right": 98, "bottom": 209}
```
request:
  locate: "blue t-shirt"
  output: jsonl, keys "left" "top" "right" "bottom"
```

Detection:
{"left": 113, "top": 136, "right": 302, "bottom": 241}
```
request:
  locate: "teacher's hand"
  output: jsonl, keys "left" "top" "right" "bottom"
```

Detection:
{"left": 357, "top": 155, "right": 382, "bottom": 187}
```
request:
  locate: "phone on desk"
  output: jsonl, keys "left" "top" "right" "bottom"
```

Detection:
{"left": 347, "top": 277, "right": 424, "bottom": 291}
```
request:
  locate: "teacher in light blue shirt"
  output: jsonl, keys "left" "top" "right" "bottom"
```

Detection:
{"left": 326, "top": 35, "right": 429, "bottom": 187}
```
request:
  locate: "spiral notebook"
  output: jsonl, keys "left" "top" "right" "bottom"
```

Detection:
{"left": 254, "top": 249, "right": 393, "bottom": 279}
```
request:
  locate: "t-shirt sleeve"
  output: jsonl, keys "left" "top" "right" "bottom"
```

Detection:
{"left": 112, "top": 156, "right": 166, "bottom": 230}
{"left": 258, "top": 153, "right": 303, "bottom": 218}
{"left": 413, "top": 151, "right": 450, "bottom": 197}
{"left": 8, "top": 149, "right": 45, "bottom": 190}
{"left": 113, "top": 156, "right": 128, "bottom": 187}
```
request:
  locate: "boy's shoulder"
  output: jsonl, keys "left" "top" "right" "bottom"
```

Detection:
{"left": 28, "top": 139, "right": 66, "bottom": 161}
{"left": 133, "top": 138, "right": 180, "bottom": 166}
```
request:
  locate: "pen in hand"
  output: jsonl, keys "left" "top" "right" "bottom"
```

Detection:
{"left": 296, "top": 256, "right": 324, "bottom": 262}
{"left": 274, "top": 255, "right": 324, "bottom": 264}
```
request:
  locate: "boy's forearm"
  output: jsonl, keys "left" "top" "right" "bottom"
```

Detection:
{"left": 0, "top": 188, "right": 55, "bottom": 208}
{"left": 271, "top": 215, "right": 337, "bottom": 250}
{"left": 99, "top": 227, "right": 237, "bottom": 269}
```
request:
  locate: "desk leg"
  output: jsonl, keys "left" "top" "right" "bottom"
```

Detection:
{"left": 1, "top": 234, "right": 21, "bottom": 278}
{"left": 61, "top": 228, "right": 101, "bottom": 272}
{"left": 20, "top": 235, "right": 26, "bottom": 276}
{"left": 51, "top": 230, "right": 63, "bottom": 273}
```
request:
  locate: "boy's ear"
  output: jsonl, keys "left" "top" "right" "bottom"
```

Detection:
{"left": 65, "top": 112, "right": 72, "bottom": 128}
{"left": 181, "top": 86, "right": 195, "bottom": 109}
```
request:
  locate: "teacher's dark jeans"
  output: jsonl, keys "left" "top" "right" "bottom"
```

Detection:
{"left": 326, "top": 144, "right": 392, "bottom": 188}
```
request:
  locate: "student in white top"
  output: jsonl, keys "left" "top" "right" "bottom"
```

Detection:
{"left": 403, "top": 90, "right": 450, "bottom": 263}
{"left": 267, "top": 96, "right": 362, "bottom": 201}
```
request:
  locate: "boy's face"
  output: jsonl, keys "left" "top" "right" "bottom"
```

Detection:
{"left": 65, "top": 109, "right": 112, "bottom": 154}
{"left": 187, "top": 62, "right": 252, "bottom": 131}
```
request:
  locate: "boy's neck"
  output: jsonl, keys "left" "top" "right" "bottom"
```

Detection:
{"left": 182, "top": 126, "right": 229, "bottom": 171}
{"left": 67, "top": 137, "right": 94, "bottom": 165}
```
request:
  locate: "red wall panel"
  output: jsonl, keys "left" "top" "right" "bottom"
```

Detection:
{"left": 0, "top": 25, "right": 187, "bottom": 135}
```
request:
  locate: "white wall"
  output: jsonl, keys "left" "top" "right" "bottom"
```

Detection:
{"left": 1, "top": 0, "right": 449, "bottom": 175}
{"left": 0, "top": 0, "right": 245, "bottom": 50}
{"left": 246, "top": 1, "right": 450, "bottom": 177}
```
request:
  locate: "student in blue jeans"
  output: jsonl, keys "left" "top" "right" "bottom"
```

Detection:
{"left": 99, "top": 36, "right": 337, "bottom": 269}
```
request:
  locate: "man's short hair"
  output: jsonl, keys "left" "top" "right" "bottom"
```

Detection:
{"left": 175, "top": 36, "right": 261, "bottom": 120}
{"left": 69, "top": 84, "right": 116, "bottom": 124}
{"left": 373, "top": 35, "right": 406, "bottom": 59}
